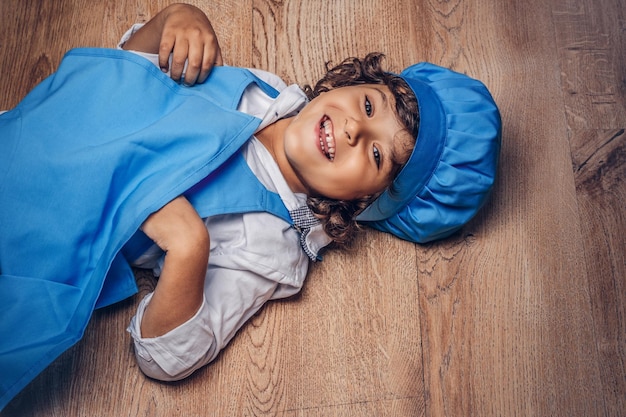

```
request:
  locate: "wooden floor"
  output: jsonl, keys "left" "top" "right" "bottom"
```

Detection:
{"left": 1, "top": 0, "right": 624, "bottom": 415}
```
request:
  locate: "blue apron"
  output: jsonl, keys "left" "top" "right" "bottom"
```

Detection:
{"left": 112, "top": 150, "right": 294, "bottom": 307}
{"left": 0, "top": 48, "right": 293, "bottom": 409}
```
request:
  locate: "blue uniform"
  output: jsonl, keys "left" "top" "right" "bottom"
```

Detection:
{"left": 0, "top": 48, "right": 294, "bottom": 409}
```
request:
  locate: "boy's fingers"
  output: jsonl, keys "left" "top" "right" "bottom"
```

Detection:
{"left": 170, "top": 39, "right": 188, "bottom": 82}
{"left": 159, "top": 33, "right": 223, "bottom": 85}
{"left": 183, "top": 41, "right": 206, "bottom": 85}
{"left": 158, "top": 36, "right": 175, "bottom": 73}
{"left": 197, "top": 45, "right": 223, "bottom": 83}
{"left": 214, "top": 48, "right": 224, "bottom": 66}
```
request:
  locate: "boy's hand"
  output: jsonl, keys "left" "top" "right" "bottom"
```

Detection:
{"left": 123, "top": 3, "right": 223, "bottom": 85}
{"left": 158, "top": 3, "right": 223, "bottom": 85}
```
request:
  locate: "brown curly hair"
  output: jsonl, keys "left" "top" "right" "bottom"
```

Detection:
{"left": 302, "top": 53, "right": 420, "bottom": 247}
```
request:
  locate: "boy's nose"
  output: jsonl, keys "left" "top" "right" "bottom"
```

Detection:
{"left": 344, "top": 118, "right": 361, "bottom": 146}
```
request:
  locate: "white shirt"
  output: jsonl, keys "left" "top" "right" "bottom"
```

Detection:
{"left": 120, "top": 25, "right": 332, "bottom": 380}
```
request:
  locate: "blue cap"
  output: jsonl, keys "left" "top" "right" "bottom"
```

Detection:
{"left": 356, "top": 62, "right": 502, "bottom": 243}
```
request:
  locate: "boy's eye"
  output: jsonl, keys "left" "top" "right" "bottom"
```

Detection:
{"left": 365, "top": 97, "right": 372, "bottom": 117}
{"left": 373, "top": 145, "right": 381, "bottom": 168}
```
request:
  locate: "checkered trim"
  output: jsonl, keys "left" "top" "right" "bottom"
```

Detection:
{"left": 289, "top": 206, "right": 321, "bottom": 261}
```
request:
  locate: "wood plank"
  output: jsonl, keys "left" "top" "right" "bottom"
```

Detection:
{"left": 552, "top": 0, "right": 626, "bottom": 129}
{"left": 413, "top": 0, "right": 607, "bottom": 415}
{"left": 553, "top": 0, "right": 626, "bottom": 415}
{"left": 570, "top": 129, "right": 626, "bottom": 417}
{"left": 0, "top": 0, "right": 99, "bottom": 109}
{"left": 251, "top": 0, "right": 425, "bottom": 85}
{"left": 272, "top": 232, "right": 424, "bottom": 415}
{"left": 552, "top": 0, "right": 626, "bottom": 414}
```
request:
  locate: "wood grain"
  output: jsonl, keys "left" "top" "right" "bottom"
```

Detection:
{"left": 1, "top": 0, "right": 624, "bottom": 416}
{"left": 553, "top": 1, "right": 626, "bottom": 415}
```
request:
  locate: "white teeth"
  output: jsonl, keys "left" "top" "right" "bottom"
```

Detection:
{"left": 323, "top": 119, "right": 335, "bottom": 160}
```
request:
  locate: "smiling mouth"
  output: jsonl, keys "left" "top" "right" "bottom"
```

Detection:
{"left": 319, "top": 116, "right": 336, "bottom": 161}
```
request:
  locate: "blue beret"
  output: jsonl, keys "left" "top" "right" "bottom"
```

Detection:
{"left": 356, "top": 62, "right": 502, "bottom": 243}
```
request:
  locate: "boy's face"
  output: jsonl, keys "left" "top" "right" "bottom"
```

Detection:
{"left": 283, "top": 84, "right": 412, "bottom": 200}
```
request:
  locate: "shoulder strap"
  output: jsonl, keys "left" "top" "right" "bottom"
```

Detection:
{"left": 186, "top": 151, "right": 291, "bottom": 221}
{"left": 120, "top": 151, "right": 291, "bottom": 265}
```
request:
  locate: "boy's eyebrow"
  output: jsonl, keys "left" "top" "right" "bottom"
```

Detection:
{"left": 374, "top": 87, "right": 388, "bottom": 108}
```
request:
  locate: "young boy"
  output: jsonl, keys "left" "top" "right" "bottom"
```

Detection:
{"left": 0, "top": 3, "right": 500, "bottom": 409}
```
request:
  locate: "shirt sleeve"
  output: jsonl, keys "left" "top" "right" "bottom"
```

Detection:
{"left": 127, "top": 261, "right": 294, "bottom": 381}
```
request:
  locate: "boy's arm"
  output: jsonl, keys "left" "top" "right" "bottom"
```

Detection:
{"left": 139, "top": 196, "right": 210, "bottom": 338}
{"left": 122, "top": 3, "right": 223, "bottom": 85}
